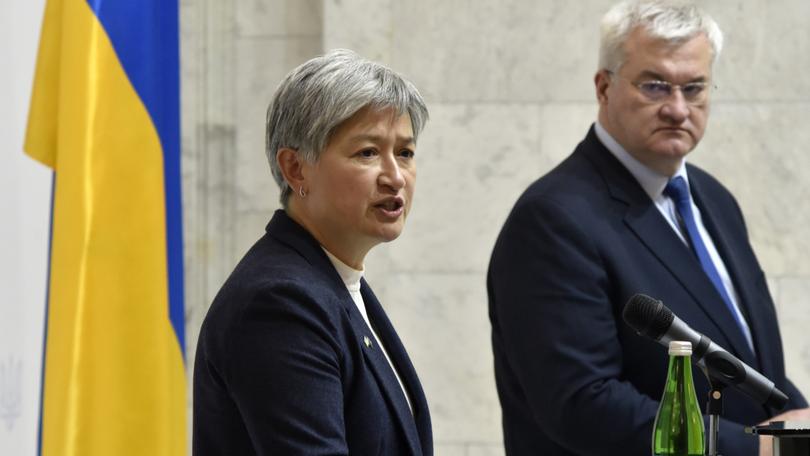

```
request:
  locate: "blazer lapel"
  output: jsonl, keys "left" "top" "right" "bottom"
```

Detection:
{"left": 580, "top": 132, "right": 757, "bottom": 366}
{"left": 361, "top": 281, "right": 432, "bottom": 456}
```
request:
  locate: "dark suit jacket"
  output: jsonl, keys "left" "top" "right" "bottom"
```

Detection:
{"left": 193, "top": 210, "right": 432, "bottom": 455}
{"left": 487, "top": 126, "right": 806, "bottom": 456}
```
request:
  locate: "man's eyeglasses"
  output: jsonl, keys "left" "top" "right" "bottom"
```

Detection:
{"left": 608, "top": 71, "right": 715, "bottom": 104}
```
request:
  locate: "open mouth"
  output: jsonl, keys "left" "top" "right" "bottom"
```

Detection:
{"left": 377, "top": 199, "right": 403, "bottom": 211}
{"left": 374, "top": 197, "right": 405, "bottom": 217}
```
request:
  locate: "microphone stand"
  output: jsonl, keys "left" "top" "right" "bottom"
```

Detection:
{"left": 699, "top": 350, "right": 746, "bottom": 456}
{"left": 704, "top": 380, "right": 725, "bottom": 456}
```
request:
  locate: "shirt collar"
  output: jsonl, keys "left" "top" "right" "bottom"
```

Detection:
{"left": 322, "top": 247, "right": 364, "bottom": 291}
{"left": 594, "top": 121, "right": 689, "bottom": 199}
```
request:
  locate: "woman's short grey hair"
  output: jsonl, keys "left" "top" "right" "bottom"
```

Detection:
{"left": 266, "top": 49, "right": 429, "bottom": 206}
{"left": 598, "top": 0, "right": 723, "bottom": 73}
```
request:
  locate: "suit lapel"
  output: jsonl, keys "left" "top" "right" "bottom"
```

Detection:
{"left": 623, "top": 204, "right": 757, "bottom": 366}
{"left": 361, "top": 281, "right": 432, "bottom": 456}
{"left": 580, "top": 131, "right": 757, "bottom": 366}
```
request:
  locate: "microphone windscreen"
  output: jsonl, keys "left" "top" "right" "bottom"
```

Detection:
{"left": 622, "top": 294, "right": 674, "bottom": 340}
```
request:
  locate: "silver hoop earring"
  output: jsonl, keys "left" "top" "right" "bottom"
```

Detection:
{"left": 298, "top": 186, "right": 306, "bottom": 198}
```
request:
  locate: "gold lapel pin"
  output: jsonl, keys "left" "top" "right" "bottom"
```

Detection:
{"left": 363, "top": 336, "right": 373, "bottom": 348}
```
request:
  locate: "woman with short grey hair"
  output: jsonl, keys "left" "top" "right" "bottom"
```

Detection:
{"left": 267, "top": 49, "right": 429, "bottom": 204}
{"left": 193, "top": 49, "right": 432, "bottom": 455}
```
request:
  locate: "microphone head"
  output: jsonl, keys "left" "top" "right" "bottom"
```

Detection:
{"left": 622, "top": 294, "right": 674, "bottom": 340}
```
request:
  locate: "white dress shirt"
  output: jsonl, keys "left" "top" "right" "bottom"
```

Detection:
{"left": 594, "top": 122, "right": 755, "bottom": 352}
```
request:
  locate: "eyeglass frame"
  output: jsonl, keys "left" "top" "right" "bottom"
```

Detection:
{"left": 605, "top": 70, "right": 717, "bottom": 105}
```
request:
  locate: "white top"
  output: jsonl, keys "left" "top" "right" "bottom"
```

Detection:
{"left": 594, "top": 122, "right": 755, "bottom": 352}
{"left": 321, "top": 248, "right": 413, "bottom": 413}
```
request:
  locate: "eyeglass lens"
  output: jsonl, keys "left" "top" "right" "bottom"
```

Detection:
{"left": 637, "top": 81, "right": 708, "bottom": 102}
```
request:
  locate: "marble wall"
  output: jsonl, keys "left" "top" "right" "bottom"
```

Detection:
{"left": 181, "top": 1, "right": 810, "bottom": 454}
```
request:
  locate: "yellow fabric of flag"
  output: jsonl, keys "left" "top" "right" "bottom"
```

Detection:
{"left": 25, "top": 0, "right": 186, "bottom": 454}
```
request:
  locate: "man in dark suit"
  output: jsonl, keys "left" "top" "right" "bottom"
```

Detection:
{"left": 487, "top": 2, "right": 810, "bottom": 455}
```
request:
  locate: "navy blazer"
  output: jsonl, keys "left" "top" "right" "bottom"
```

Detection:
{"left": 488, "top": 126, "right": 806, "bottom": 456}
{"left": 193, "top": 210, "right": 432, "bottom": 455}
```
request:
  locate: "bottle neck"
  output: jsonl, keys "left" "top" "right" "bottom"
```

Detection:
{"left": 667, "top": 354, "right": 695, "bottom": 384}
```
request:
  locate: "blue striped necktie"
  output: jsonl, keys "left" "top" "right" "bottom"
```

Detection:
{"left": 664, "top": 176, "right": 751, "bottom": 343}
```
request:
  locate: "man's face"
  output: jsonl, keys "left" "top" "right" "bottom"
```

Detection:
{"left": 596, "top": 27, "right": 714, "bottom": 176}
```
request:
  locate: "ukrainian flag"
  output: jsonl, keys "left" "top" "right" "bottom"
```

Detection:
{"left": 24, "top": 0, "right": 186, "bottom": 454}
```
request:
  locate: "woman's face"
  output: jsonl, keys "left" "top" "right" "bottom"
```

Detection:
{"left": 302, "top": 106, "right": 416, "bottom": 260}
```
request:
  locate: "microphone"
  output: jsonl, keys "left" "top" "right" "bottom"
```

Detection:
{"left": 622, "top": 293, "right": 788, "bottom": 411}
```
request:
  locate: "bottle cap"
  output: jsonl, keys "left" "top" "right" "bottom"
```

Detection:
{"left": 668, "top": 341, "right": 692, "bottom": 356}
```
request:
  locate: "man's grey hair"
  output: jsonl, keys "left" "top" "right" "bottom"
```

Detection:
{"left": 266, "top": 49, "right": 429, "bottom": 206}
{"left": 598, "top": 0, "right": 723, "bottom": 73}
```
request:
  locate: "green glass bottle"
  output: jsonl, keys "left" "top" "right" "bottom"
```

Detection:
{"left": 652, "top": 341, "right": 705, "bottom": 456}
